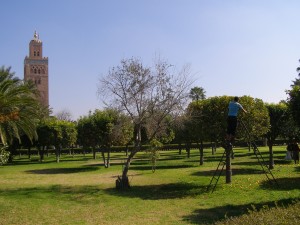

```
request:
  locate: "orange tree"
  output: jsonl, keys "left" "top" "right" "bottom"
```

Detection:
{"left": 77, "top": 109, "right": 133, "bottom": 167}
{"left": 265, "top": 103, "right": 289, "bottom": 169}
{"left": 187, "top": 95, "right": 269, "bottom": 183}
{"left": 37, "top": 117, "right": 77, "bottom": 162}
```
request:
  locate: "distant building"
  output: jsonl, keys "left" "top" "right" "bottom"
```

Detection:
{"left": 24, "top": 31, "right": 49, "bottom": 107}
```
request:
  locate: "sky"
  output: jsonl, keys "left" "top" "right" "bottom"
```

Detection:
{"left": 1, "top": 0, "right": 300, "bottom": 120}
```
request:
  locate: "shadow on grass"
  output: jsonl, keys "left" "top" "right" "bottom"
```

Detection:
{"left": 131, "top": 164, "right": 195, "bottom": 171}
{"left": 186, "top": 157, "right": 225, "bottom": 163}
{"left": 260, "top": 177, "right": 300, "bottom": 191}
{"left": 7, "top": 156, "right": 97, "bottom": 166}
{"left": 274, "top": 159, "right": 295, "bottom": 165}
{"left": 0, "top": 182, "right": 207, "bottom": 201}
{"left": 0, "top": 185, "right": 104, "bottom": 204}
{"left": 25, "top": 165, "right": 100, "bottom": 174}
{"left": 104, "top": 182, "right": 207, "bottom": 200}
{"left": 182, "top": 198, "right": 299, "bottom": 224}
{"left": 231, "top": 161, "right": 270, "bottom": 166}
{"left": 192, "top": 167, "right": 264, "bottom": 177}
{"left": 5, "top": 160, "right": 54, "bottom": 166}
{"left": 156, "top": 155, "right": 188, "bottom": 161}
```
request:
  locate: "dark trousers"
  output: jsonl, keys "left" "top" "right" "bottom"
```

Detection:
{"left": 227, "top": 116, "right": 237, "bottom": 136}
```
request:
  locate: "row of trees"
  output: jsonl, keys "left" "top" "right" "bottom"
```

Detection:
{"left": 1, "top": 58, "right": 300, "bottom": 189}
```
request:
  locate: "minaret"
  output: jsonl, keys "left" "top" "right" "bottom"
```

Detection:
{"left": 24, "top": 31, "right": 49, "bottom": 107}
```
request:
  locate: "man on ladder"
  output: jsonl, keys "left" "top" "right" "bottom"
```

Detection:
{"left": 226, "top": 96, "right": 247, "bottom": 157}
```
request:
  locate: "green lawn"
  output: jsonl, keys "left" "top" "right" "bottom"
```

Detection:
{"left": 0, "top": 146, "right": 299, "bottom": 225}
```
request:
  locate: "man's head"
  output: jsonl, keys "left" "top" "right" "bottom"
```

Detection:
{"left": 234, "top": 96, "right": 239, "bottom": 102}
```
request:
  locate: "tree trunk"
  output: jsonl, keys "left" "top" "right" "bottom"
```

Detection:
{"left": 101, "top": 151, "right": 106, "bottom": 167}
{"left": 71, "top": 146, "right": 74, "bottom": 158}
{"left": 92, "top": 147, "right": 96, "bottom": 160}
{"left": 268, "top": 139, "right": 274, "bottom": 169}
{"left": 116, "top": 125, "right": 141, "bottom": 190}
{"left": 101, "top": 146, "right": 110, "bottom": 168}
{"left": 40, "top": 146, "right": 45, "bottom": 162}
{"left": 37, "top": 146, "right": 41, "bottom": 159}
{"left": 107, "top": 149, "right": 110, "bottom": 168}
{"left": 211, "top": 142, "right": 216, "bottom": 155}
{"left": 199, "top": 141, "right": 204, "bottom": 165}
{"left": 179, "top": 143, "right": 182, "bottom": 155}
{"left": 27, "top": 147, "right": 31, "bottom": 160}
{"left": 186, "top": 142, "right": 191, "bottom": 158}
{"left": 116, "top": 148, "right": 138, "bottom": 189}
{"left": 8, "top": 145, "right": 17, "bottom": 163}
{"left": 248, "top": 142, "right": 251, "bottom": 152}
{"left": 55, "top": 146, "right": 60, "bottom": 163}
{"left": 226, "top": 147, "right": 232, "bottom": 183}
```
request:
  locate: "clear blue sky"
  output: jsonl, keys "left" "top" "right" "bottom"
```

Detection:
{"left": 1, "top": 0, "right": 299, "bottom": 119}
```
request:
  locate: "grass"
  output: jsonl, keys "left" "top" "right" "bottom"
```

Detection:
{"left": 0, "top": 146, "right": 299, "bottom": 224}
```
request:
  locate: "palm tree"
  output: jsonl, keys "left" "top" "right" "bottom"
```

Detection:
{"left": 0, "top": 66, "right": 45, "bottom": 146}
{"left": 189, "top": 86, "right": 206, "bottom": 101}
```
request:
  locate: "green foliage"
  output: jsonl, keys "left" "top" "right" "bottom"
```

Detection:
{"left": 265, "top": 103, "right": 289, "bottom": 142}
{"left": 292, "top": 59, "right": 300, "bottom": 86}
{"left": 0, "top": 66, "right": 44, "bottom": 145}
{"left": 287, "top": 85, "right": 300, "bottom": 128}
{"left": 0, "top": 145, "right": 9, "bottom": 165}
{"left": 77, "top": 109, "right": 133, "bottom": 148}
{"left": 238, "top": 96, "right": 270, "bottom": 140}
{"left": 185, "top": 95, "right": 270, "bottom": 143}
{"left": 189, "top": 86, "right": 206, "bottom": 101}
{"left": 146, "top": 139, "right": 163, "bottom": 172}
{"left": 37, "top": 117, "right": 77, "bottom": 148}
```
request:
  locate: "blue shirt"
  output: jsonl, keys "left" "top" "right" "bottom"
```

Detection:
{"left": 228, "top": 101, "right": 243, "bottom": 117}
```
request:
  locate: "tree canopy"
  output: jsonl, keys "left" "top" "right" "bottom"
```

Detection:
{"left": 99, "top": 57, "right": 192, "bottom": 188}
{"left": 186, "top": 95, "right": 270, "bottom": 143}
{"left": 0, "top": 66, "right": 44, "bottom": 145}
{"left": 189, "top": 86, "right": 206, "bottom": 101}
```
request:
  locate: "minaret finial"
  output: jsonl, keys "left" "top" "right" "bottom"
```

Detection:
{"left": 33, "top": 30, "right": 41, "bottom": 42}
{"left": 34, "top": 30, "right": 38, "bottom": 40}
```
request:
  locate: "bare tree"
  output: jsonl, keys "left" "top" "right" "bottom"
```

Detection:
{"left": 98, "top": 57, "right": 192, "bottom": 189}
{"left": 55, "top": 109, "right": 73, "bottom": 121}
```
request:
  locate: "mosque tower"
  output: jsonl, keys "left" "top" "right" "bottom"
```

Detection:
{"left": 24, "top": 31, "right": 49, "bottom": 107}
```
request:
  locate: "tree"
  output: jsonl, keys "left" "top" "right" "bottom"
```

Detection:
{"left": 77, "top": 114, "right": 99, "bottom": 158}
{"left": 280, "top": 109, "right": 299, "bottom": 140}
{"left": 77, "top": 109, "right": 133, "bottom": 166}
{"left": 291, "top": 59, "right": 300, "bottom": 86}
{"left": 55, "top": 109, "right": 73, "bottom": 121}
{"left": 36, "top": 119, "right": 55, "bottom": 161}
{"left": 60, "top": 120, "right": 77, "bottom": 155}
{"left": 37, "top": 118, "right": 77, "bottom": 162}
{"left": 187, "top": 96, "right": 231, "bottom": 144}
{"left": 99, "top": 109, "right": 133, "bottom": 168}
{"left": 286, "top": 60, "right": 300, "bottom": 130}
{"left": 287, "top": 85, "right": 300, "bottom": 128}
{"left": 265, "top": 103, "right": 288, "bottom": 169}
{"left": 0, "top": 66, "right": 45, "bottom": 162}
{"left": 237, "top": 96, "right": 270, "bottom": 142}
{"left": 99, "top": 57, "right": 192, "bottom": 188}
{"left": 189, "top": 86, "right": 206, "bottom": 101}
{"left": 186, "top": 96, "right": 270, "bottom": 183}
